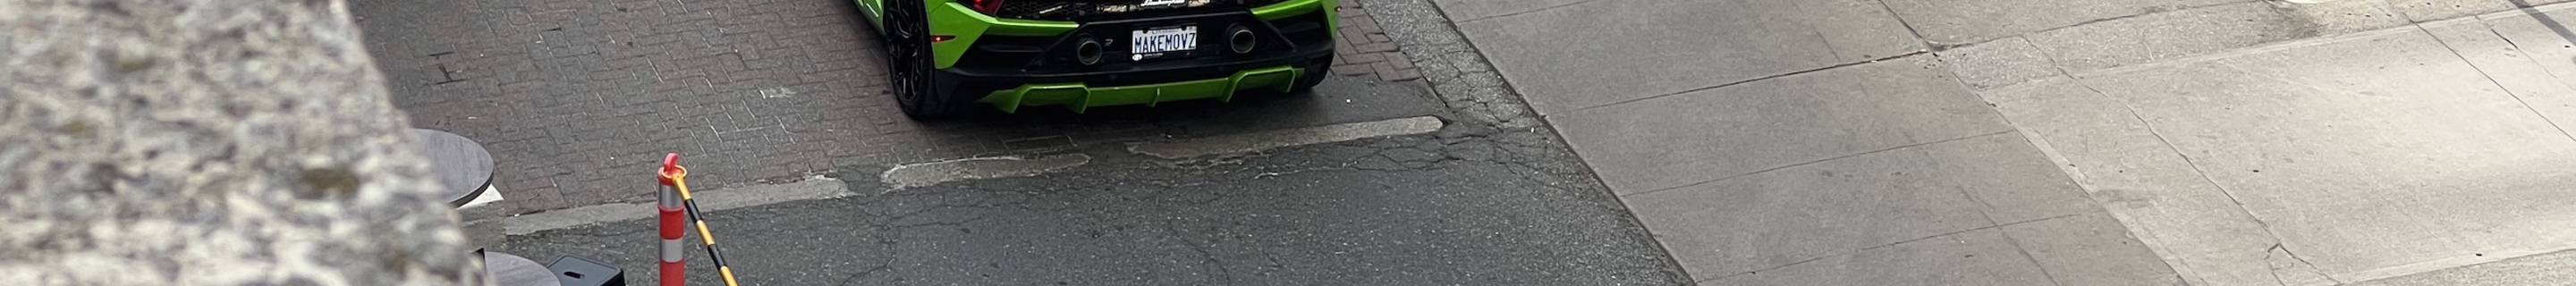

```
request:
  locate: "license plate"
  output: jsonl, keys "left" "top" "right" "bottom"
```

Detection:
{"left": 1130, "top": 26, "right": 1198, "bottom": 60}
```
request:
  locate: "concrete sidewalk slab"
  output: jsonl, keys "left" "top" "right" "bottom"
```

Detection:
{"left": 1623, "top": 133, "right": 2004, "bottom": 280}
{"left": 2024, "top": 1, "right": 2351, "bottom": 72}
{"left": 2351, "top": 248, "right": 2576, "bottom": 285}
{"left": 1554, "top": 55, "right": 2007, "bottom": 194}
{"left": 2389, "top": 0, "right": 2576, "bottom": 22}
{"left": 1992, "top": 21, "right": 2576, "bottom": 284}
{"left": 1452, "top": 0, "right": 1919, "bottom": 114}
{"left": 2001, "top": 212, "right": 2188, "bottom": 286}
{"left": 1625, "top": 132, "right": 2154, "bottom": 283}
{"left": 1878, "top": 0, "right": 2245, "bottom": 45}
{"left": 1700, "top": 229, "right": 2055, "bottom": 286}
{"left": 1925, "top": 0, "right": 2408, "bottom": 88}
{"left": 1442, "top": 0, "right": 2576, "bottom": 284}
{"left": 1432, "top": 0, "right": 1585, "bottom": 21}
{"left": 1881, "top": 0, "right": 2406, "bottom": 46}
{"left": 2085, "top": 27, "right": 2576, "bottom": 282}
{"left": 1984, "top": 76, "right": 2295, "bottom": 286}
{"left": 2468, "top": 7, "right": 2576, "bottom": 135}
{"left": 1936, "top": 36, "right": 2065, "bottom": 90}
{"left": 2284, "top": 0, "right": 2414, "bottom": 32}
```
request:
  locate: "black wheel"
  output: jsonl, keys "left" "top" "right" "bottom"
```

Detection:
{"left": 883, "top": 1, "right": 964, "bottom": 118}
{"left": 1291, "top": 65, "right": 1328, "bottom": 93}
{"left": 1285, "top": 55, "right": 1333, "bottom": 95}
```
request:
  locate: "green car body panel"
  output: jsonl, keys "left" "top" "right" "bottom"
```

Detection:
{"left": 857, "top": 0, "right": 1339, "bottom": 114}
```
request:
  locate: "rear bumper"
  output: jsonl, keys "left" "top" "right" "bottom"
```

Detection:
{"left": 927, "top": 0, "right": 1339, "bottom": 113}
{"left": 923, "top": 0, "right": 1336, "bottom": 68}
{"left": 944, "top": 49, "right": 1333, "bottom": 113}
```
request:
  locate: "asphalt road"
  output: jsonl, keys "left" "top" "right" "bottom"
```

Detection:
{"left": 351, "top": 0, "right": 1428, "bottom": 213}
{"left": 373, "top": 0, "right": 1697, "bottom": 283}
{"left": 443, "top": 0, "right": 2576, "bottom": 284}
{"left": 504, "top": 116, "right": 1689, "bottom": 285}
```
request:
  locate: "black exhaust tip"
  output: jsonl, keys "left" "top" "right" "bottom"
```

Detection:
{"left": 1227, "top": 25, "right": 1256, "bottom": 55}
{"left": 1074, "top": 36, "right": 1104, "bottom": 65}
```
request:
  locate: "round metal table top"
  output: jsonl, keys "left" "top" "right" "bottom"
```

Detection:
{"left": 484, "top": 252, "right": 563, "bottom": 286}
{"left": 413, "top": 129, "right": 495, "bottom": 206}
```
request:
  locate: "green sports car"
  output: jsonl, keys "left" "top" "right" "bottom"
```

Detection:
{"left": 857, "top": 0, "right": 1341, "bottom": 117}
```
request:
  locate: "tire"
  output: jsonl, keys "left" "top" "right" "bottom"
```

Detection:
{"left": 1290, "top": 56, "right": 1332, "bottom": 94}
{"left": 883, "top": 1, "right": 966, "bottom": 118}
{"left": 1292, "top": 66, "right": 1328, "bottom": 94}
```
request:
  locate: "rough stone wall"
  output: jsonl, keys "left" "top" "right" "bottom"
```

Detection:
{"left": 0, "top": 0, "right": 480, "bottom": 285}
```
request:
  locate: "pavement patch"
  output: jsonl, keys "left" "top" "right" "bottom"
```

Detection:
{"left": 504, "top": 178, "right": 852, "bottom": 235}
{"left": 879, "top": 154, "right": 1092, "bottom": 189}
{"left": 1131, "top": 115, "right": 1444, "bottom": 158}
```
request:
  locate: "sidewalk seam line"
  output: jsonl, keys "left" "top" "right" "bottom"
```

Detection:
{"left": 1568, "top": 51, "right": 1928, "bottom": 114}
{"left": 1951, "top": 167, "right": 2070, "bottom": 286}
{"left": 1791, "top": 1, "right": 1847, "bottom": 60}
{"left": 1453, "top": 0, "right": 1605, "bottom": 24}
{"left": 1397, "top": 0, "right": 1703, "bottom": 281}
{"left": 2479, "top": 14, "right": 2576, "bottom": 96}
{"left": 2028, "top": 35, "right": 2084, "bottom": 79}
{"left": 2074, "top": 79, "right": 2317, "bottom": 278}
{"left": 1944, "top": 52, "right": 2197, "bottom": 283}
{"left": 2011, "top": 0, "right": 2256, "bottom": 45}
{"left": 1621, "top": 130, "right": 2010, "bottom": 198}
{"left": 1995, "top": 219, "right": 2071, "bottom": 286}
{"left": 1868, "top": 0, "right": 1936, "bottom": 47}
{"left": 2434, "top": 19, "right": 2576, "bottom": 143}
{"left": 1938, "top": 67, "right": 2083, "bottom": 286}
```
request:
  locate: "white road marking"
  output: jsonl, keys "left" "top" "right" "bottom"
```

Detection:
{"left": 1130, "top": 116, "right": 1445, "bottom": 159}
{"left": 505, "top": 116, "right": 1445, "bottom": 234}
{"left": 758, "top": 87, "right": 795, "bottom": 98}
{"left": 504, "top": 177, "right": 852, "bottom": 235}
{"left": 878, "top": 154, "right": 1092, "bottom": 189}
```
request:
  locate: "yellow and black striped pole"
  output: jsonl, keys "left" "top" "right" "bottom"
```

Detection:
{"left": 658, "top": 153, "right": 741, "bottom": 286}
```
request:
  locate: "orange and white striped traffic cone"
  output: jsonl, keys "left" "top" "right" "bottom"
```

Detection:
{"left": 658, "top": 153, "right": 688, "bottom": 286}
{"left": 657, "top": 153, "right": 741, "bottom": 286}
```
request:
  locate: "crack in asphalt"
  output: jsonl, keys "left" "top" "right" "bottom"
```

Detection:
{"left": 829, "top": 265, "right": 895, "bottom": 286}
{"left": 1160, "top": 222, "right": 1235, "bottom": 285}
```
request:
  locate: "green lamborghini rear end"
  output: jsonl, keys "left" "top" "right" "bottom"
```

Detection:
{"left": 857, "top": 0, "right": 1340, "bottom": 117}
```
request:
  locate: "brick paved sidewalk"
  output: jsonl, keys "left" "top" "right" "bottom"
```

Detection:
{"left": 353, "top": 0, "right": 1420, "bottom": 214}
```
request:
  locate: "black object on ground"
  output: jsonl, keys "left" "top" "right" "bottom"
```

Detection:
{"left": 547, "top": 255, "right": 625, "bottom": 286}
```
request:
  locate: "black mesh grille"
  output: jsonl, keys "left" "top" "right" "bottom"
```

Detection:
{"left": 990, "top": 0, "right": 1295, "bottom": 21}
